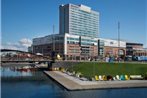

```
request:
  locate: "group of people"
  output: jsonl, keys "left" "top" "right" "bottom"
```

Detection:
{"left": 105, "top": 56, "right": 123, "bottom": 62}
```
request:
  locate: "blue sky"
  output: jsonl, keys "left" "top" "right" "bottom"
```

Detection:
{"left": 1, "top": 0, "right": 147, "bottom": 51}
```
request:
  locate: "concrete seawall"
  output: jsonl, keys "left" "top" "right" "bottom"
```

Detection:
{"left": 1, "top": 63, "right": 35, "bottom": 67}
{"left": 44, "top": 71, "right": 147, "bottom": 91}
{"left": 52, "top": 61, "right": 79, "bottom": 68}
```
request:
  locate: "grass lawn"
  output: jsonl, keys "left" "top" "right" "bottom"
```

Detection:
{"left": 68, "top": 62, "right": 147, "bottom": 78}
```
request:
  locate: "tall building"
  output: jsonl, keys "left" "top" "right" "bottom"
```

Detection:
{"left": 31, "top": 3, "right": 147, "bottom": 61}
{"left": 32, "top": 4, "right": 99, "bottom": 60}
{"left": 59, "top": 4, "right": 99, "bottom": 38}
{"left": 60, "top": 4, "right": 99, "bottom": 60}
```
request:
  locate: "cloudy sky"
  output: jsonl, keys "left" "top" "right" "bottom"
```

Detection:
{"left": 1, "top": 38, "right": 32, "bottom": 51}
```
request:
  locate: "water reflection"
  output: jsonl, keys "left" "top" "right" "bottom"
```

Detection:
{"left": 1, "top": 66, "right": 32, "bottom": 77}
{"left": 60, "top": 88, "right": 147, "bottom": 98}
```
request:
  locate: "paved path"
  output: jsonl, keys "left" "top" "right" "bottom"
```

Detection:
{"left": 44, "top": 71, "right": 147, "bottom": 91}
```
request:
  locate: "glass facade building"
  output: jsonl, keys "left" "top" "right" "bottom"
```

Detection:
{"left": 59, "top": 4, "right": 99, "bottom": 38}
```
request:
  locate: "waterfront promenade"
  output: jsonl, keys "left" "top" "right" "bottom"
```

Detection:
{"left": 44, "top": 71, "right": 147, "bottom": 91}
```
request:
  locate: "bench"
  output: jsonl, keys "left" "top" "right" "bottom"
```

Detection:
{"left": 130, "top": 75, "right": 143, "bottom": 80}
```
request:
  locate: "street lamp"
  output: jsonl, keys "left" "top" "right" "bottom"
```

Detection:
{"left": 118, "top": 21, "right": 120, "bottom": 62}
{"left": 51, "top": 25, "right": 55, "bottom": 62}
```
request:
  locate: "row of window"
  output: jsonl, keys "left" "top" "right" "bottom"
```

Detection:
{"left": 70, "top": 22, "right": 98, "bottom": 28}
{"left": 70, "top": 30, "right": 97, "bottom": 35}
{"left": 81, "top": 39, "right": 97, "bottom": 43}
{"left": 70, "top": 28, "right": 98, "bottom": 34}
{"left": 70, "top": 32, "right": 96, "bottom": 38}
{"left": 68, "top": 46, "right": 80, "bottom": 48}
{"left": 70, "top": 30, "right": 98, "bottom": 35}
{"left": 70, "top": 18, "right": 98, "bottom": 24}
{"left": 70, "top": 20, "right": 98, "bottom": 25}
{"left": 69, "top": 49, "right": 80, "bottom": 51}
{"left": 81, "top": 42, "right": 96, "bottom": 46}
{"left": 70, "top": 15, "right": 99, "bottom": 22}
{"left": 70, "top": 27, "right": 98, "bottom": 33}
{"left": 70, "top": 21, "right": 98, "bottom": 26}
{"left": 67, "top": 37, "right": 79, "bottom": 41}
{"left": 67, "top": 40, "right": 97, "bottom": 46}
{"left": 71, "top": 33, "right": 96, "bottom": 37}
{"left": 70, "top": 15, "right": 98, "bottom": 21}
{"left": 67, "top": 41, "right": 79, "bottom": 44}
{"left": 70, "top": 33, "right": 97, "bottom": 37}
{"left": 99, "top": 42, "right": 105, "bottom": 46}
{"left": 70, "top": 24, "right": 98, "bottom": 29}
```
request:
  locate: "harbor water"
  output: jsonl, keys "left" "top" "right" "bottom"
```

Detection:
{"left": 1, "top": 65, "right": 147, "bottom": 98}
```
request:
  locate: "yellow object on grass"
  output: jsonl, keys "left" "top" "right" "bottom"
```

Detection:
{"left": 102, "top": 75, "right": 107, "bottom": 80}
{"left": 125, "top": 75, "right": 130, "bottom": 80}
{"left": 95, "top": 75, "right": 99, "bottom": 81}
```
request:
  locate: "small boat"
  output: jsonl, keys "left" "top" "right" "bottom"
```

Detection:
{"left": 16, "top": 66, "right": 37, "bottom": 72}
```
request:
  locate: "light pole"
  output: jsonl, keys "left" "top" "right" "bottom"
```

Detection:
{"left": 51, "top": 25, "right": 55, "bottom": 62}
{"left": 118, "top": 21, "right": 120, "bottom": 62}
{"left": 53, "top": 25, "right": 55, "bottom": 52}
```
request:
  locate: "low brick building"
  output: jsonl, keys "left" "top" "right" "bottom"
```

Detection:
{"left": 126, "top": 43, "right": 147, "bottom": 56}
{"left": 98, "top": 38, "right": 126, "bottom": 59}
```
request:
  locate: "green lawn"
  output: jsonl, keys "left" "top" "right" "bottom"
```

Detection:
{"left": 68, "top": 62, "right": 147, "bottom": 78}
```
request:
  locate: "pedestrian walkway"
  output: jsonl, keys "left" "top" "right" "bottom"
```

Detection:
{"left": 44, "top": 71, "right": 147, "bottom": 91}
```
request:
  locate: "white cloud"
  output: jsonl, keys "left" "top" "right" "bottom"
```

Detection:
{"left": 19, "top": 38, "right": 32, "bottom": 47}
{"left": 1, "top": 38, "right": 32, "bottom": 51}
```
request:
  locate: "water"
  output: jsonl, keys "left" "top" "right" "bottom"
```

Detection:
{"left": 1, "top": 65, "right": 147, "bottom": 98}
